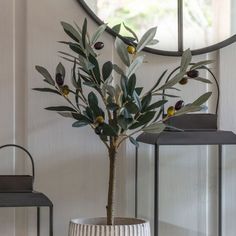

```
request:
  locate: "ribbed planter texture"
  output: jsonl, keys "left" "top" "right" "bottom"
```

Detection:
{"left": 69, "top": 217, "right": 150, "bottom": 236}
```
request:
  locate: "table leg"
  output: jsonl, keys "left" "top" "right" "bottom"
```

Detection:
{"left": 49, "top": 206, "right": 53, "bottom": 236}
{"left": 135, "top": 146, "right": 138, "bottom": 218}
{"left": 154, "top": 144, "right": 159, "bottom": 236}
{"left": 218, "top": 145, "right": 222, "bottom": 236}
{"left": 37, "top": 207, "right": 40, "bottom": 236}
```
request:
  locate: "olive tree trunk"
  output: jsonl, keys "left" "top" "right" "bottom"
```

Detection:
{"left": 106, "top": 146, "right": 117, "bottom": 225}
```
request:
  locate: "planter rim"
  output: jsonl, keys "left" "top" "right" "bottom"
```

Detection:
{"left": 70, "top": 217, "right": 149, "bottom": 226}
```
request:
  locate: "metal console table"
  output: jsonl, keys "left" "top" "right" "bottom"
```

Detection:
{"left": 0, "top": 144, "right": 53, "bottom": 236}
{"left": 135, "top": 130, "right": 236, "bottom": 236}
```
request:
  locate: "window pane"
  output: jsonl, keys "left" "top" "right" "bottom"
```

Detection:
{"left": 87, "top": 0, "right": 178, "bottom": 51}
{"left": 85, "top": 0, "right": 236, "bottom": 51}
{"left": 183, "top": 0, "right": 233, "bottom": 50}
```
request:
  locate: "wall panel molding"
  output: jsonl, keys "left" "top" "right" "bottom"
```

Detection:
{"left": 0, "top": 0, "right": 16, "bottom": 235}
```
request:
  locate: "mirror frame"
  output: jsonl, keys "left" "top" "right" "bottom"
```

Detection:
{"left": 77, "top": 0, "right": 236, "bottom": 56}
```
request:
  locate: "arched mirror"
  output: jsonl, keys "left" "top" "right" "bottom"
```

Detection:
{"left": 77, "top": 0, "right": 236, "bottom": 56}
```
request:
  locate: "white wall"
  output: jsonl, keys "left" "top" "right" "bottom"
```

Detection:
{"left": 219, "top": 44, "right": 236, "bottom": 236}
{"left": 0, "top": 0, "right": 236, "bottom": 236}
{"left": 0, "top": 0, "right": 15, "bottom": 235}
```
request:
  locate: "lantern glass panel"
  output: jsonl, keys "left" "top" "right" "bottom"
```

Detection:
{"left": 136, "top": 144, "right": 229, "bottom": 236}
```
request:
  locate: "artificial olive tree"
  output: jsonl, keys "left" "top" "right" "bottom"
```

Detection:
{"left": 34, "top": 19, "right": 212, "bottom": 225}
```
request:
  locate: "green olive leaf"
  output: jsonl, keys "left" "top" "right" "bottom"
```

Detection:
{"left": 72, "top": 120, "right": 89, "bottom": 128}
{"left": 112, "top": 24, "right": 121, "bottom": 34}
{"left": 126, "top": 56, "right": 145, "bottom": 78}
{"left": 136, "top": 27, "right": 157, "bottom": 52}
{"left": 192, "top": 91, "right": 212, "bottom": 106}
{"left": 113, "top": 64, "right": 124, "bottom": 75}
{"left": 191, "top": 77, "right": 212, "bottom": 84}
{"left": 91, "top": 23, "right": 107, "bottom": 45}
{"left": 102, "top": 61, "right": 113, "bottom": 81}
{"left": 101, "top": 123, "right": 117, "bottom": 136}
{"left": 69, "top": 43, "right": 86, "bottom": 58}
{"left": 61, "top": 21, "right": 82, "bottom": 44}
{"left": 190, "top": 60, "right": 214, "bottom": 70}
{"left": 45, "top": 106, "right": 76, "bottom": 112}
{"left": 57, "top": 111, "right": 74, "bottom": 118}
{"left": 158, "top": 71, "right": 185, "bottom": 91}
{"left": 180, "top": 49, "right": 192, "bottom": 72}
{"left": 174, "top": 105, "right": 202, "bottom": 116}
{"left": 82, "top": 18, "right": 87, "bottom": 49}
{"left": 88, "top": 91, "right": 99, "bottom": 107}
{"left": 141, "top": 93, "right": 152, "bottom": 112}
{"left": 133, "top": 91, "right": 142, "bottom": 110}
{"left": 120, "top": 75, "right": 128, "bottom": 98}
{"left": 115, "top": 37, "right": 130, "bottom": 67}
{"left": 35, "top": 66, "right": 55, "bottom": 86}
{"left": 137, "top": 111, "right": 156, "bottom": 124}
{"left": 146, "top": 100, "right": 167, "bottom": 111}
{"left": 127, "top": 74, "right": 136, "bottom": 96}
{"left": 88, "top": 54, "right": 101, "bottom": 84}
{"left": 146, "top": 39, "right": 159, "bottom": 45}
{"left": 32, "top": 88, "right": 60, "bottom": 95}
{"left": 125, "top": 102, "right": 139, "bottom": 114}
{"left": 142, "top": 122, "right": 166, "bottom": 133}
{"left": 123, "top": 23, "right": 139, "bottom": 42}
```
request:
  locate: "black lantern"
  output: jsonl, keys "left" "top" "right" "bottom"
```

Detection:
{"left": 0, "top": 144, "right": 53, "bottom": 236}
{"left": 135, "top": 129, "right": 236, "bottom": 236}
{"left": 135, "top": 68, "right": 236, "bottom": 236}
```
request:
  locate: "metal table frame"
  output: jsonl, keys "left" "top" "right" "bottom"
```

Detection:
{"left": 0, "top": 191, "right": 53, "bottom": 236}
{"left": 135, "top": 130, "right": 236, "bottom": 236}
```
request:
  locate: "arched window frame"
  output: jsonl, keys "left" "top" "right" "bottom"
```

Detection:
{"left": 78, "top": 0, "right": 236, "bottom": 56}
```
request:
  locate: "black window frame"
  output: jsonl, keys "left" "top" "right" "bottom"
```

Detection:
{"left": 77, "top": 0, "right": 236, "bottom": 56}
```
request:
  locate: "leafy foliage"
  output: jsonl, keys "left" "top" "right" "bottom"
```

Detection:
{"left": 34, "top": 19, "right": 213, "bottom": 150}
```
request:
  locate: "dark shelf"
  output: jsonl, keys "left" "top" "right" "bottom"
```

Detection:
{"left": 137, "top": 130, "right": 236, "bottom": 145}
{"left": 0, "top": 191, "right": 53, "bottom": 208}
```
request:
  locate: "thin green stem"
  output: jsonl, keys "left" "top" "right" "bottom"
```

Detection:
{"left": 56, "top": 86, "right": 81, "bottom": 113}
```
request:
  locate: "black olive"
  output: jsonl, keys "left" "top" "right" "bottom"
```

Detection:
{"left": 175, "top": 100, "right": 184, "bottom": 110}
{"left": 95, "top": 126, "right": 102, "bottom": 135}
{"left": 94, "top": 42, "right": 104, "bottom": 50}
{"left": 187, "top": 70, "right": 199, "bottom": 78}
{"left": 56, "top": 73, "right": 64, "bottom": 86}
{"left": 179, "top": 77, "right": 188, "bottom": 85}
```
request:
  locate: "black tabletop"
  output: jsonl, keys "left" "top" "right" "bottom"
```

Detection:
{"left": 137, "top": 130, "right": 236, "bottom": 145}
{"left": 0, "top": 191, "right": 53, "bottom": 207}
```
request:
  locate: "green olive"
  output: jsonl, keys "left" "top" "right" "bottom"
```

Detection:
{"left": 167, "top": 106, "right": 175, "bottom": 116}
{"left": 127, "top": 45, "right": 136, "bottom": 54}
{"left": 179, "top": 77, "right": 188, "bottom": 85}
{"left": 95, "top": 116, "right": 104, "bottom": 124}
{"left": 61, "top": 85, "right": 70, "bottom": 96}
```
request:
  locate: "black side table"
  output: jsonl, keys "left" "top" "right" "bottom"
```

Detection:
{"left": 0, "top": 144, "right": 53, "bottom": 236}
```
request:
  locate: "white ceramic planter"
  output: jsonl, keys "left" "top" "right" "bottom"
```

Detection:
{"left": 69, "top": 217, "right": 150, "bottom": 236}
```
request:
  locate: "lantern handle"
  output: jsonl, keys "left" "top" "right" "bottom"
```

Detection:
{"left": 161, "top": 63, "right": 219, "bottom": 117}
{"left": 0, "top": 144, "right": 35, "bottom": 184}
